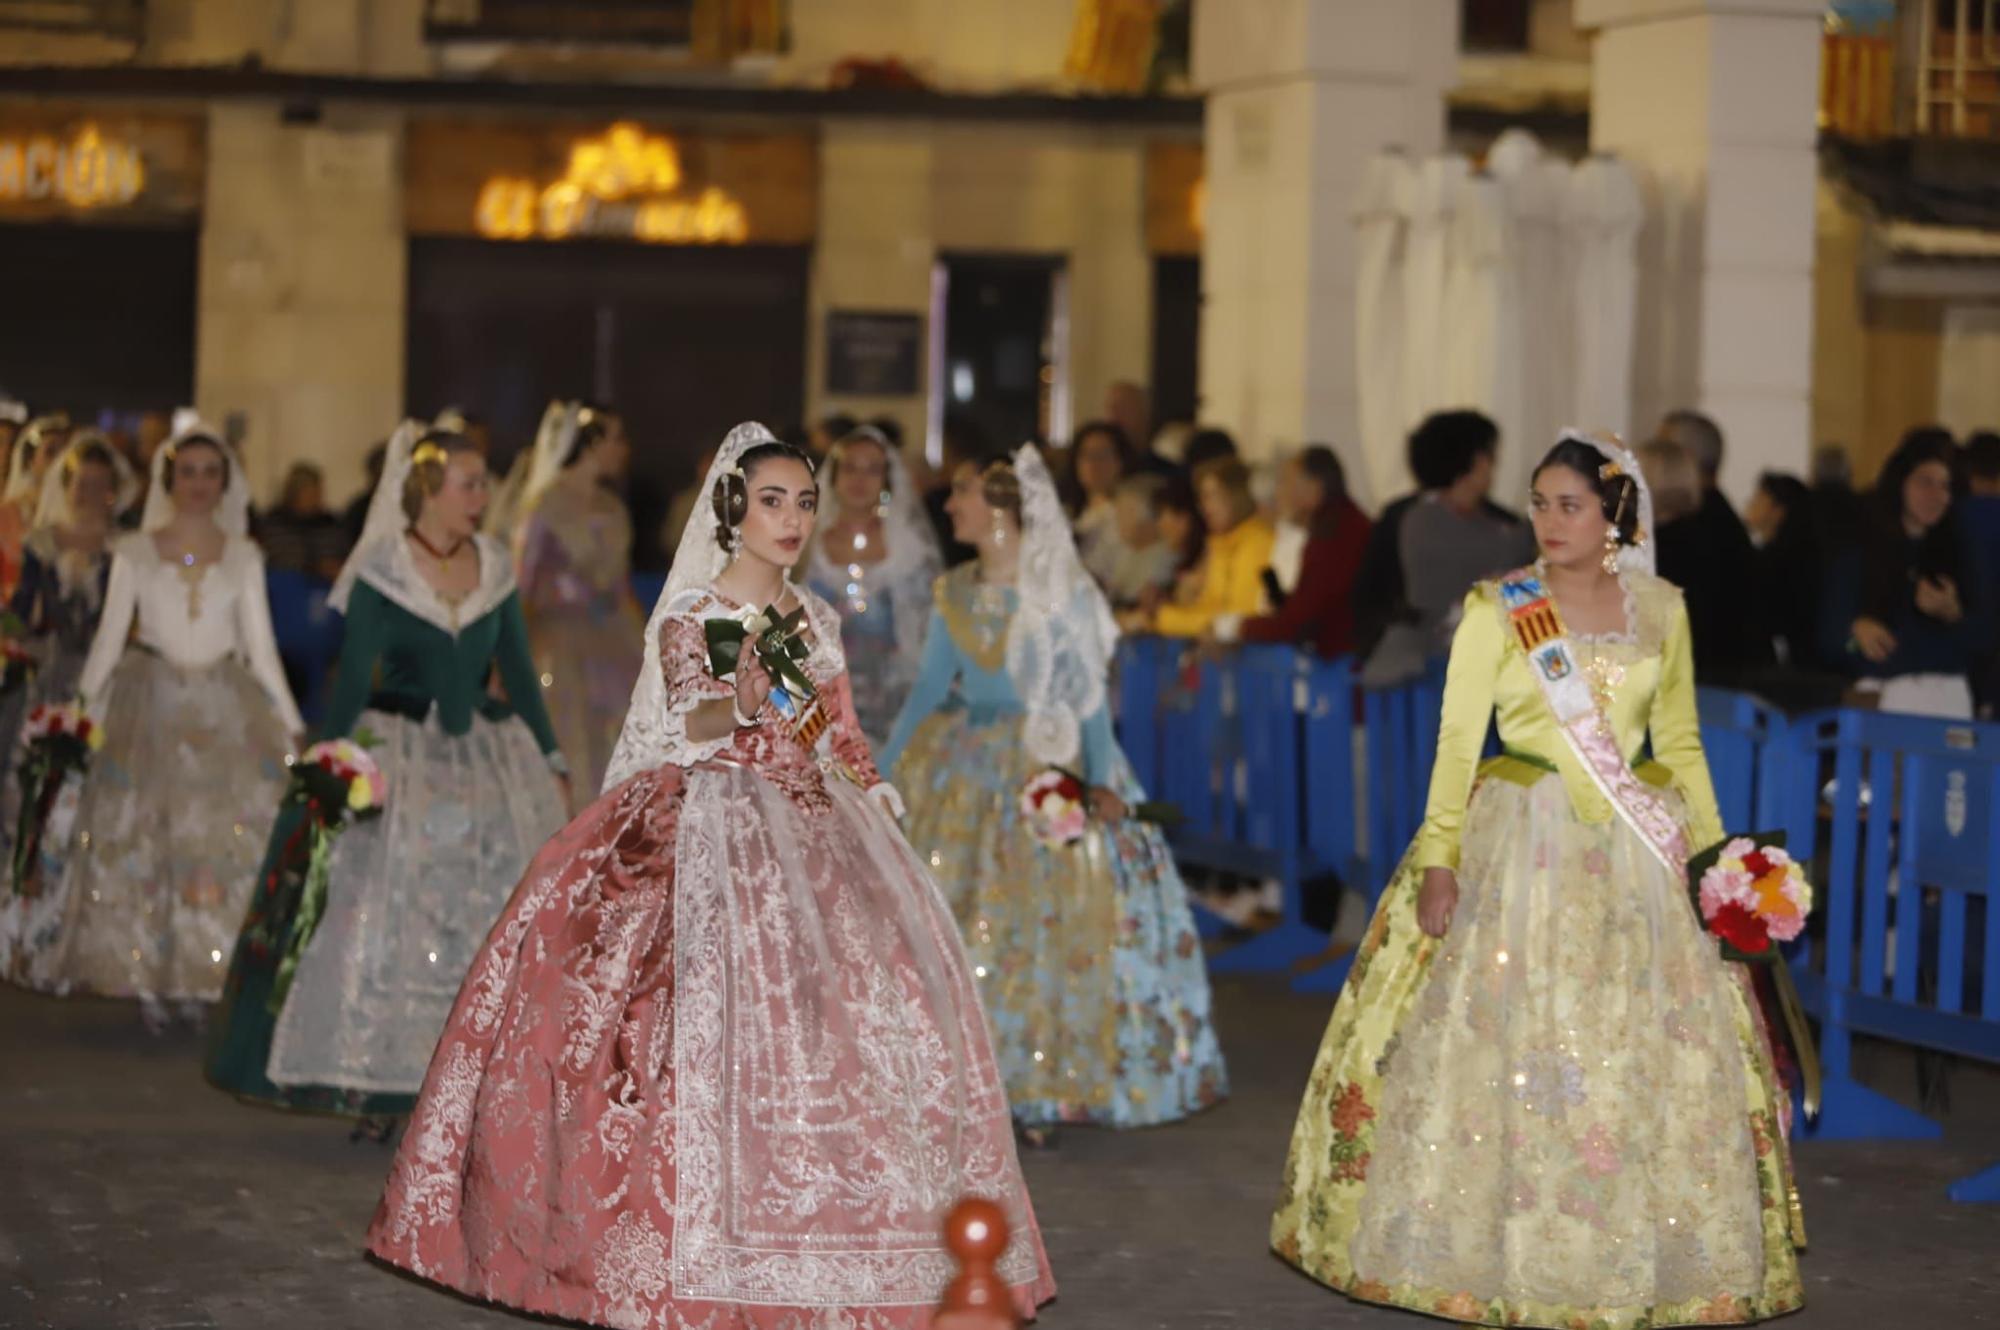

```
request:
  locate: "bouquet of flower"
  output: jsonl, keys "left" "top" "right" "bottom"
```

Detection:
{"left": 0, "top": 639, "right": 37, "bottom": 698}
{"left": 289, "top": 737, "right": 389, "bottom": 817}
{"left": 1687, "top": 833, "right": 1813, "bottom": 963}
{"left": 1019, "top": 766, "right": 1181, "bottom": 849}
{"left": 705, "top": 604, "right": 819, "bottom": 718}
{"left": 11, "top": 703, "right": 104, "bottom": 895}
{"left": 252, "top": 735, "right": 387, "bottom": 1013}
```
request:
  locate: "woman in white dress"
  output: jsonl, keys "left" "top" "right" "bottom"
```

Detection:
{"left": 23, "top": 422, "right": 303, "bottom": 1030}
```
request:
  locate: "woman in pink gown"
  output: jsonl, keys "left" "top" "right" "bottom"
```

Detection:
{"left": 367, "top": 423, "right": 1055, "bottom": 1330}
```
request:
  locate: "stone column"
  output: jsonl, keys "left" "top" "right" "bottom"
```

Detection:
{"left": 1579, "top": 0, "right": 1823, "bottom": 495}
{"left": 196, "top": 103, "right": 406, "bottom": 499}
{"left": 806, "top": 122, "right": 937, "bottom": 459}
{"left": 1191, "top": 0, "right": 1457, "bottom": 490}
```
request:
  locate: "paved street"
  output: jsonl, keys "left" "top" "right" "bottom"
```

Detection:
{"left": 3, "top": 978, "right": 1997, "bottom": 1329}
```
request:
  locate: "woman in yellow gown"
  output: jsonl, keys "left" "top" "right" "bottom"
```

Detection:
{"left": 1271, "top": 432, "right": 1805, "bottom": 1328}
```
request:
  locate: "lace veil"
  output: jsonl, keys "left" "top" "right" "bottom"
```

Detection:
{"left": 601, "top": 421, "right": 781, "bottom": 791}
{"left": 140, "top": 416, "right": 251, "bottom": 536}
{"left": 32, "top": 431, "right": 141, "bottom": 529}
{"left": 1559, "top": 427, "right": 1656, "bottom": 575}
{"left": 329, "top": 419, "right": 423, "bottom": 613}
{"left": 517, "top": 399, "right": 583, "bottom": 522}
{"left": 1006, "top": 443, "right": 1119, "bottom": 767}
{"left": 5, "top": 416, "right": 68, "bottom": 505}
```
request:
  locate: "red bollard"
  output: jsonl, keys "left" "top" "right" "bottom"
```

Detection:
{"left": 934, "top": 1197, "right": 1019, "bottom": 1330}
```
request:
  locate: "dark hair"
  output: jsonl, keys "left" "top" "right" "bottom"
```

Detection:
{"left": 1872, "top": 426, "right": 1960, "bottom": 525}
{"left": 1662, "top": 408, "right": 1725, "bottom": 476}
{"left": 1755, "top": 471, "right": 1811, "bottom": 515}
{"left": 563, "top": 403, "right": 621, "bottom": 468}
{"left": 1862, "top": 426, "right": 1968, "bottom": 615}
{"left": 710, "top": 441, "right": 817, "bottom": 545}
{"left": 867, "top": 416, "right": 905, "bottom": 449}
{"left": 161, "top": 432, "right": 230, "bottom": 494}
{"left": 1183, "top": 427, "right": 1238, "bottom": 474}
{"left": 280, "top": 461, "right": 325, "bottom": 509}
{"left": 363, "top": 441, "right": 389, "bottom": 482}
{"left": 401, "top": 429, "right": 481, "bottom": 522}
{"left": 1964, "top": 430, "right": 2000, "bottom": 483}
{"left": 1409, "top": 411, "right": 1499, "bottom": 491}
{"left": 1072, "top": 419, "right": 1134, "bottom": 469}
{"left": 816, "top": 413, "right": 858, "bottom": 443}
{"left": 1532, "top": 437, "right": 1642, "bottom": 548}
{"left": 1066, "top": 419, "right": 1134, "bottom": 512}
{"left": 962, "top": 448, "right": 1023, "bottom": 523}
{"left": 1294, "top": 444, "right": 1350, "bottom": 533}
{"left": 59, "top": 439, "right": 119, "bottom": 505}
{"left": 1157, "top": 471, "right": 1205, "bottom": 573}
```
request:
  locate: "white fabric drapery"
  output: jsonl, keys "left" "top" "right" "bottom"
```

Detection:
{"left": 1487, "top": 130, "right": 1574, "bottom": 506}
{"left": 1354, "top": 150, "right": 1413, "bottom": 508}
{"left": 1397, "top": 155, "right": 1466, "bottom": 440}
{"left": 1440, "top": 169, "right": 1521, "bottom": 496}
{"left": 1354, "top": 141, "right": 1644, "bottom": 503}
{"left": 1568, "top": 154, "right": 1644, "bottom": 442}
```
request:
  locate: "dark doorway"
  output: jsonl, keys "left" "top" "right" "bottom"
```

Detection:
{"left": 933, "top": 253, "right": 1065, "bottom": 454}
{"left": 1151, "top": 255, "right": 1200, "bottom": 429}
{"left": 0, "top": 224, "right": 197, "bottom": 416}
{"left": 406, "top": 237, "right": 810, "bottom": 571}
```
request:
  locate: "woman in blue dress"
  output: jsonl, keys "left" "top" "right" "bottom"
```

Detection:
{"left": 881, "top": 444, "right": 1226, "bottom": 1144}
{"left": 804, "top": 424, "right": 940, "bottom": 750}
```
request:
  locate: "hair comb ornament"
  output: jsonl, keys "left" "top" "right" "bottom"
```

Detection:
{"left": 411, "top": 441, "right": 450, "bottom": 469}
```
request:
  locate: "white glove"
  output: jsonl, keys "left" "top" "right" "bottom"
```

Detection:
{"left": 867, "top": 782, "right": 906, "bottom": 822}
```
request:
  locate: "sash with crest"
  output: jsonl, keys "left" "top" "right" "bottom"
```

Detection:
{"left": 1497, "top": 568, "right": 1823, "bottom": 1140}
{"left": 1494, "top": 568, "right": 1689, "bottom": 874}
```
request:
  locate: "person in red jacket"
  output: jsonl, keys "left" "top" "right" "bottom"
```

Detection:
{"left": 1213, "top": 445, "right": 1371, "bottom": 658}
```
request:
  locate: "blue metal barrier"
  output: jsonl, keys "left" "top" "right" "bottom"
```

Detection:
{"left": 1779, "top": 709, "right": 1997, "bottom": 1200}
{"left": 1113, "top": 638, "right": 1363, "bottom": 974}
{"left": 1117, "top": 634, "right": 2000, "bottom": 1201}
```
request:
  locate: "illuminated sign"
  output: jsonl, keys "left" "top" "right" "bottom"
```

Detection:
{"left": 0, "top": 123, "right": 146, "bottom": 210}
{"left": 473, "top": 122, "right": 748, "bottom": 245}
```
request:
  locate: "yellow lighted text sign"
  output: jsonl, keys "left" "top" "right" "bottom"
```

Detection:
{"left": 0, "top": 123, "right": 146, "bottom": 210}
{"left": 474, "top": 122, "right": 748, "bottom": 245}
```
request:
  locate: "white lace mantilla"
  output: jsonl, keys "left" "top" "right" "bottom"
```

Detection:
{"left": 349, "top": 533, "right": 518, "bottom": 636}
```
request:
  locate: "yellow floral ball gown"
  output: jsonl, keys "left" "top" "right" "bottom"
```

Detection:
{"left": 1271, "top": 570, "right": 1806, "bottom": 1329}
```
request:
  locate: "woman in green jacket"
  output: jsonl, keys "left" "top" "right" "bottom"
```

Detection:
{"left": 206, "top": 423, "right": 569, "bottom": 1120}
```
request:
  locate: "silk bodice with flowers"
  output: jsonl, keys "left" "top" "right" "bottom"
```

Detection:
{"left": 1413, "top": 568, "right": 1724, "bottom": 872}
{"left": 878, "top": 565, "right": 1119, "bottom": 785}
{"left": 77, "top": 531, "right": 304, "bottom": 734}
{"left": 651, "top": 584, "right": 882, "bottom": 810}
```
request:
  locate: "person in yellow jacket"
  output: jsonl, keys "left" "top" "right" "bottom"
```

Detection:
{"left": 1141, "top": 456, "right": 1274, "bottom": 637}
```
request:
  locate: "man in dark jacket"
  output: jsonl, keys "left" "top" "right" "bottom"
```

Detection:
{"left": 1657, "top": 409, "right": 1775, "bottom": 679}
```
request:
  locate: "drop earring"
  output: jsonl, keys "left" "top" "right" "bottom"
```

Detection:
{"left": 1600, "top": 526, "right": 1622, "bottom": 576}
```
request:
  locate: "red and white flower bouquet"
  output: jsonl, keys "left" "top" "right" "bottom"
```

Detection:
{"left": 1018, "top": 766, "right": 1179, "bottom": 850}
{"left": 11, "top": 703, "right": 104, "bottom": 894}
{"left": 1687, "top": 833, "right": 1813, "bottom": 963}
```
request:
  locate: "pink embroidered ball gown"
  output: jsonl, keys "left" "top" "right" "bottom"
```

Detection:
{"left": 366, "top": 425, "right": 1054, "bottom": 1330}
